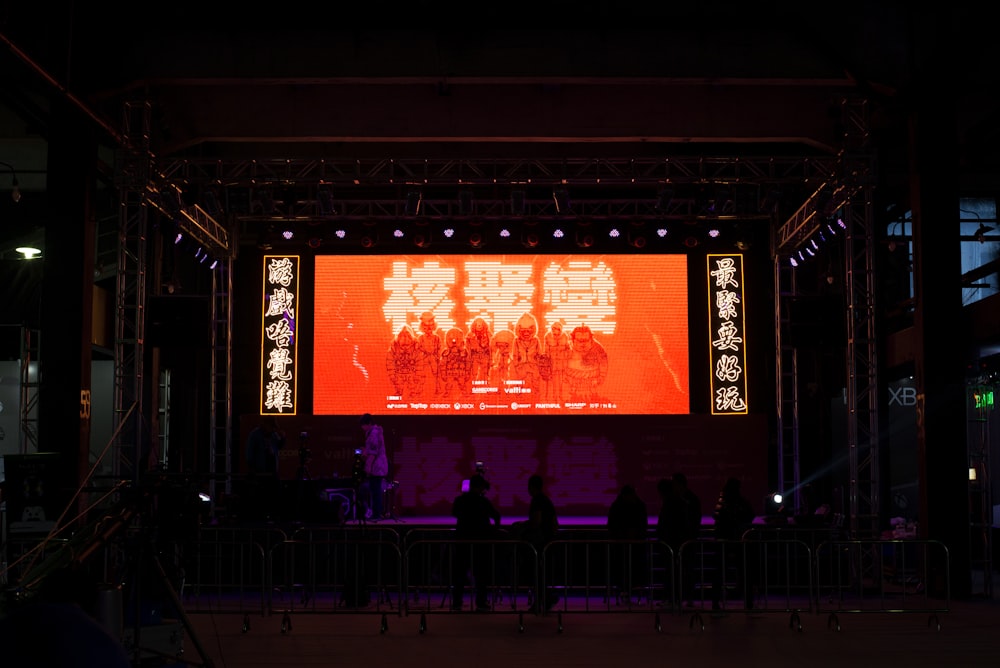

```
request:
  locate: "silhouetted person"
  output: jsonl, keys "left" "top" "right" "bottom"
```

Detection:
{"left": 360, "top": 413, "right": 389, "bottom": 519}
{"left": 451, "top": 473, "right": 502, "bottom": 611}
{"left": 711, "top": 477, "right": 756, "bottom": 609}
{"left": 657, "top": 473, "right": 702, "bottom": 606}
{"left": 512, "top": 474, "right": 560, "bottom": 612}
{"left": 607, "top": 484, "right": 649, "bottom": 598}
{"left": 244, "top": 416, "right": 285, "bottom": 520}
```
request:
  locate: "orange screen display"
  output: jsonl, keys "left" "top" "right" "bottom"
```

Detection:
{"left": 313, "top": 254, "right": 689, "bottom": 415}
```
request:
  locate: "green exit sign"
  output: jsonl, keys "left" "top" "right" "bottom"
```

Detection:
{"left": 974, "top": 390, "right": 994, "bottom": 410}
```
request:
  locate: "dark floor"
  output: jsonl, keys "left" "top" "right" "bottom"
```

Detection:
{"left": 125, "top": 516, "right": 1000, "bottom": 667}
{"left": 179, "top": 595, "right": 1000, "bottom": 668}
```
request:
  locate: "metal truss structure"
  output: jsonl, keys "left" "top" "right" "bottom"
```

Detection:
{"left": 108, "top": 99, "right": 880, "bottom": 536}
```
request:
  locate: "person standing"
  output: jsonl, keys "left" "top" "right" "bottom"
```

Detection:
{"left": 451, "top": 473, "right": 502, "bottom": 611}
{"left": 711, "top": 476, "right": 755, "bottom": 609}
{"left": 656, "top": 473, "right": 702, "bottom": 606}
{"left": 607, "top": 484, "right": 649, "bottom": 598}
{"left": 246, "top": 416, "right": 285, "bottom": 477}
{"left": 512, "top": 474, "right": 560, "bottom": 612}
{"left": 360, "top": 413, "right": 389, "bottom": 520}
{"left": 244, "top": 416, "right": 285, "bottom": 521}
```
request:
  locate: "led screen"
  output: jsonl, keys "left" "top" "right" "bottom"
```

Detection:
{"left": 313, "top": 254, "right": 689, "bottom": 415}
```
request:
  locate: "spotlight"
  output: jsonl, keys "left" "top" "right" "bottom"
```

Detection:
{"left": 443, "top": 227, "right": 455, "bottom": 238}
{"left": 282, "top": 228, "right": 294, "bottom": 240}
{"left": 393, "top": 228, "right": 404, "bottom": 238}
{"left": 608, "top": 227, "right": 621, "bottom": 239}
{"left": 656, "top": 227, "right": 668, "bottom": 238}
{"left": 628, "top": 230, "right": 646, "bottom": 249}
{"left": 414, "top": 232, "right": 432, "bottom": 249}
{"left": 522, "top": 231, "right": 539, "bottom": 248}
{"left": 576, "top": 230, "right": 594, "bottom": 248}
{"left": 361, "top": 235, "right": 377, "bottom": 249}
{"left": 683, "top": 236, "right": 699, "bottom": 248}
{"left": 789, "top": 256, "right": 799, "bottom": 267}
{"left": 499, "top": 227, "right": 511, "bottom": 239}
{"left": 552, "top": 228, "right": 565, "bottom": 239}
{"left": 335, "top": 228, "right": 346, "bottom": 239}
{"left": 469, "top": 232, "right": 484, "bottom": 249}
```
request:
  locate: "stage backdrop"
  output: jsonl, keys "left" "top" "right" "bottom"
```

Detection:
{"left": 310, "top": 254, "right": 690, "bottom": 415}
{"left": 238, "top": 413, "right": 768, "bottom": 519}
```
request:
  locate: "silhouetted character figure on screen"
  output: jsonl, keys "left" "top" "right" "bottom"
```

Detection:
{"left": 451, "top": 473, "right": 502, "bottom": 611}
{"left": 711, "top": 477, "right": 755, "bottom": 609}
{"left": 607, "top": 484, "right": 649, "bottom": 599}
{"left": 512, "top": 474, "right": 560, "bottom": 612}
{"left": 657, "top": 473, "right": 702, "bottom": 606}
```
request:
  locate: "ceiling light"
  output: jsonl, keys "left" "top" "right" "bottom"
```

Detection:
{"left": 16, "top": 246, "right": 41, "bottom": 259}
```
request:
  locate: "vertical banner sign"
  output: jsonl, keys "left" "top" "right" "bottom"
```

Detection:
{"left": 260, "top": 255, "right": 299, "bottom": 415}
{"left": 708, "top": 254, "right": 748, "bottom": 415}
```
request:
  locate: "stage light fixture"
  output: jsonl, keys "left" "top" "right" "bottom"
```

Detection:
{"left": 628, "top": 228, "right": 646, "bottom": 249}
{"left": 499, "top": 227, "right": 511, "bottom": 239}
{"left": 735, "top": 239, "right": 751, "bottom": 251}
{"left": 575, "top": 230, "right": 594, "bottom": 248}
{"left": 553, "top": 227, "right": 565, "bottom": 239}
{"left": 16, "top": 246, "right": 40, "bottom": 259}
{"left": 707, "top": 228, "right": 720, "bottom": 238}
{"left": 443, "top": 227, "right": 455, "bottom": 238}
{"left": 335, "top": 228, "right": 346, "bottom": 239}
{"left": 522, "top": 231, "right": 540, "bottom": 248}
{"left": 414, "top": 233, "right": 431, "bottom": 248}
{"left": 282, "top": 228, "right": 294, "bottom": 240}
{"left": 174, "top": 232, "right": 183, "bottom": 245}
{"left": 789, "top": 256, "right": 799, "bottom": 268}
{"left": 511, "top": 190, "right": 526, "bottom": 216}
{"left": 361, "top": 235, "right": 377, "bottom": 249}
{"left": 683, "top": 236, "right": 699, "bottom": 248}
{"left": 405, "top": 190, "right": 422, "bottom": 216}
{"left": 393, "top": 228, "right": 404, "bottom": 238}
{"left": 209, "top": 259, "right": 219, "bottom": 270}
{"left": 469, "top": 232, "right": 484, "bottom": 248}
{"left": 608, "top": 227, "right": 621, "bottom": 238}
{"left": 308, "top": 236, "right": 322, "bottom": 249}
{"left": 656, "top": 227, "right": 668, "bottom": 238}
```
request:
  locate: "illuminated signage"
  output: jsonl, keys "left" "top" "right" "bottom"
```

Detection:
{"left": 313, "top": 254, "right": 690, "bottom": 415}
{"left": 260, "top": 255, "right": 299, "bottom": 415}
{"left": 708, "top": 254, "right": 748, "bottom": 414}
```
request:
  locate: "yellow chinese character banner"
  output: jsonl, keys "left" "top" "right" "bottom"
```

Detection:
{"left": 313, "top": 254, "right": 689, "bottom": 415}
{"left": 260, "top": 255, "right": 300, "bottom": 415}
{"left": 707, "top": 254, "right": 748, "bottom": 415}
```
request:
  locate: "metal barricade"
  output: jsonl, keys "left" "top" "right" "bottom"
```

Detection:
{"left": 814, "top": 539, "right": 949, "bottom": 630}
{"left": 182, "top": 526, "right": 286, "bottom": 615}
{"left": 540, "top": 538, "right": 675, "bottom": 627}
{"left": 267, "top": 537, "right": 403, "bottom": 617}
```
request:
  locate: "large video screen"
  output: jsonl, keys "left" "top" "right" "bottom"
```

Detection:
{"left": 313, "top": 254, "right": 689, "bottom": 415}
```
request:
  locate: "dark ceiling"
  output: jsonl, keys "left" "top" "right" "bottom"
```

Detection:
{"left": 0, "top": 5, "right": 997, "bottom": 262}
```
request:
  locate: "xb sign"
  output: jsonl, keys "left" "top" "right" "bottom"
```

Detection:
{"left": 888, "top": 386, "right": 917, "bottom": 407}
